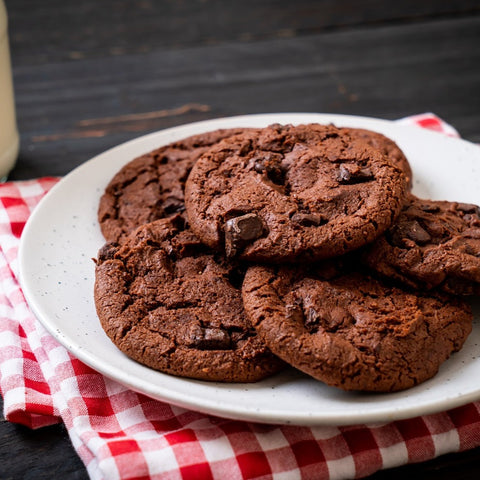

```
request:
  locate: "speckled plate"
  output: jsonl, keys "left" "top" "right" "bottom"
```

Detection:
{"left": 18, "top": 113, "right": 480, "bottom": 426}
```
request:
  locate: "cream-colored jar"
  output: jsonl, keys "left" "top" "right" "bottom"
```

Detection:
{"left": 0, "top": 0, "right": 19, "bottom": 181}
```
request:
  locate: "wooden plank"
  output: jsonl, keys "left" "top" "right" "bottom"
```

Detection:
{"left": 9, "top": 15, "right": 480, "bottom": 179}
{"left": 0, "top": 412, "right": 87, "bottom": 479}
{"left": 369, "top": 447, "right": 480, "bottom": 480}
{"left": 4, "top": 0, "right": 480, "bottom": 64}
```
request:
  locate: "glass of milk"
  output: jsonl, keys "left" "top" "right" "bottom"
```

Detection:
{"left": 0, "top": 0, "right": 19, "bottom": 181}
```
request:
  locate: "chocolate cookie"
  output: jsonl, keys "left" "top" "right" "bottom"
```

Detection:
{"left": 242, "top": 264, "right": 472, "bottom": 392}
{"left": 345, "top": 128, "right": 413, "bottom": 188}
{"left": 185, "top": 123, "right": 408, "bottom": 263}
{"left": 94, "top": 216, "right": 284, "bottom": 382}
{"left": 361, "top": 195, "right": 480, "bottom": 295}
{"left": 98, "top": 128, "right": 255, "bottom": 243}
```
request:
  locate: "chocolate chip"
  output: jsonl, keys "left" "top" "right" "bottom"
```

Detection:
{"left": 389, "top": 220, "right": 432, "bottom": 246}
{"left": 291, "top": 213, "right": 326, "bottom": 227}
{"left": 303, "top": 305, "right": 353, "bottom": 333}
{"left": 97, "top": 242, "right": 119, "bottom": 262}
{"left": 463, "top": 228, "right": 480, "bottom": 239}
{"left": 162, "top": 197, "right": 186, "bottom": 215}
{"left": 253, "top": 153, "right": 286, "bottom": 185}
{"left": 227, "top": 213, "right": 264, "bottom": 241}
{"left": 456, "top": 203, "right": 480, "bottom": 214}
{"left": 420, "top": 220, "right": 444, "bottom": 238}
{"left": 253, "top": 159, "right": 265, "bottom": 174}
{"left": 337, "top": 165, "right": 352, "bottom": 183}
{"left": 462, "top": 214, "right": 480, "bottom": 226}
{"left": 357, "top": 167, "right": 374, "bottom": 180}
{"left": 305, "top": 307, "right": 320, "bottom": 332}
{"left": 337, "top": 164, "right": 374, "bottom": 184}
{"left": 187, "top": 325, "right": 231, "bottom": 350}
{"left": 224, "top": 213, "right": 264, "bottom": 257}
{"left": 204, "top": 328, "right": 231, "bottom": 349}
{"left": 285, "top": 299, "right": 305, "bottom": 325}
{"left": 329, "top": 307, "right": 355, "bottom": 330}
{"left": 227, "top": 265, "right": 247, "bottom": 289}
{"left": 451, "top": 237, "right": 479, "bottom": 256}
{"left": 238, "top": 138, "right": 254, "bottom": 156}
{"left": 405, "top": 220, "right": 432, "bottom": 244}
{"left": 420, "top": 204, "right": 441, "bottom": 213}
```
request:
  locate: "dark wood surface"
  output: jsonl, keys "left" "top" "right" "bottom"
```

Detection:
{"left": 2, "top": 1, "right": 480, "bottom": 478}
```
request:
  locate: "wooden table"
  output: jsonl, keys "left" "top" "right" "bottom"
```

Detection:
{"left": 1, "top": 1, "right": 480, "bottom": 478}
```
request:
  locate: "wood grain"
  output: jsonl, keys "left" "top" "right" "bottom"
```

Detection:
{"left": 8, "top": 15, "right": 480, "bottom": 179}
{"left": 5, "top": 0, "right": 480, "bottom": 64}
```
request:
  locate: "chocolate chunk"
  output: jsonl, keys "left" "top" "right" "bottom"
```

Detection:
{"left": 337, "top": 164, "right": 374, "bottom": 184}
{"left": 304, "top": 305, "right": 353, "bottom": 333}
{"left": 285, "top": 300, "right": 304, "bottom": 324}
{"left": 463, "top": 228, "right": 480, "bottom": 240}
{"left": 253, "top": 153, "right": 286, "bottom": 185}
{"left": 390, "top": 220, "right": 432, "bottom": 246}
{"left": 291, "top": 213, "right": 326, "bottom": 227}
{"left": 420, "top": 204, "right": 441, "bottom": 213}
{"left": 405, "top": 220, "right": 432, "bottom": 244}
{"left": 253, "top": 160, "right": 264, "bottom": 174}
{"left": 456, "top": 203, "right": 480, "bottom": 214}
{"left": 224, "top": 213, "right": 265, "bottom": 257}
{"left": 186, "top": 325, "right": 231, "bottom": 350}
{"left": 163, "top": 197, "right": 186, "bottom": 215}
{"left": 306, "top": 307, "right": 320, "bottom": 325}
{"left": 227, "top": 266, "right": 247, "bottom": 289}
{"left": 97, "top": 242, "right": 119, "bottom": 262}
{"left": 420, "top": 219, "right": 445, "bottom": 238}
{"left": 462, "top": 214, "right": 480, "bottom": 226}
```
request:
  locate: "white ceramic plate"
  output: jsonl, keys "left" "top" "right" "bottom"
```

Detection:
{"left": 19, "top": 113, "right": 480, "bottom": 426}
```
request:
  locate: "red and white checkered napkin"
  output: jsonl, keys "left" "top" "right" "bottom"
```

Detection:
{"left": 1, "top": 114, "right": 480, "bottom": 480}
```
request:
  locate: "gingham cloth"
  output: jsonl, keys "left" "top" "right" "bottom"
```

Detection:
{"left": 1, "top": 113, "right": 480, "bottom": 480}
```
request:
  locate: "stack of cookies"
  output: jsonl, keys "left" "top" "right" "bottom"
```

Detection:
{"left": 94, "top": 123, "right": 478, "bottom": 392}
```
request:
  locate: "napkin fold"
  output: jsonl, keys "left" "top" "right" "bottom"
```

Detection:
{"left": 1, "top": 114, "right": 480, "bottom": 480}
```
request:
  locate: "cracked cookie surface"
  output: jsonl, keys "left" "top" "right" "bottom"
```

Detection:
{"left": 94, "top": 216, "right": 284, "bottom": 382}
{"left": 98, "top": 128, "right": 256, "bottom": 243}
{"left": 361, "top": 195, "right": 480, "bottom": 295}
{"left": 242, "top": 264, "right": 472, "bottom": 392}
{"left": 345, "top": 127, "right": 412, "bottom": 188}
{"left": 185, "top": 123, "right": 408, "bottom": 262}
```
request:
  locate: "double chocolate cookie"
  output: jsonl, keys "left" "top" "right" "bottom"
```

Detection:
{"left": 98, "top": 128, "right": 254, "bottom": 243}
{"left": 361, "top": 195, "right": 480, "bottom": 295}
{"left": 242, "top": 265, "right": 472, "bottom": 392}
{"left": 94, "top": 216, "right": 284, "bottom": 382}
{"left": 185, "top": 123, "right": 408, "bottom": 263}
